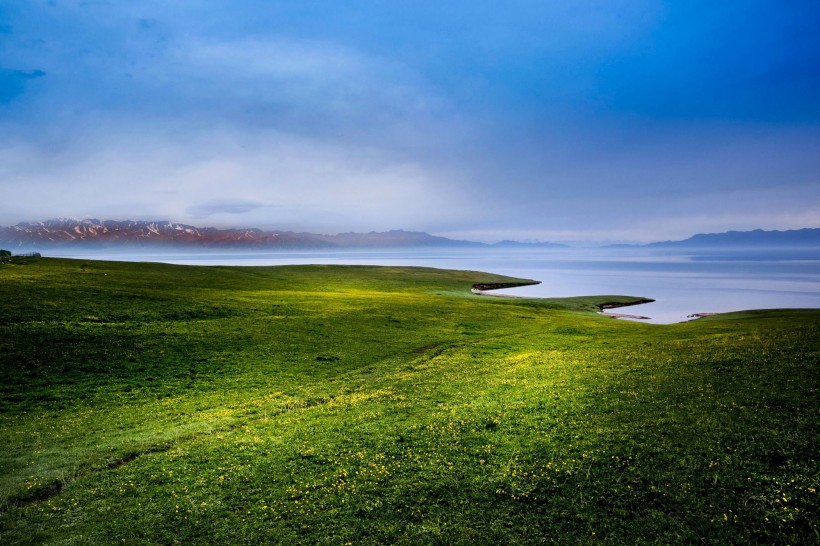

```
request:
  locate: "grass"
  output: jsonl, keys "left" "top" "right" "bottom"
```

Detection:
{"left": 0, "top": 257, "right": 817, "bottom": 544}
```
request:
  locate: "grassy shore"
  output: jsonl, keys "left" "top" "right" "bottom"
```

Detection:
{"left": 1, "top": 257, "right": 818, "bottom": 544}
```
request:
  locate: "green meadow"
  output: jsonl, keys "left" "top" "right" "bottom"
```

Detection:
{"left": 0, "top": 256, "right": 817, "bottom": 544}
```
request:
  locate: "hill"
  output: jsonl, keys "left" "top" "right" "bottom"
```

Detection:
{"left": 647, "top": 227, "right": 820, "bottom": 248}
{"left": 0, "top": 257, "right": 817, "bottom": 544}
{"left": 4, "top": 219, "right": 818, "bottom": 251}
{"left": 0, "top": 219, "right": 484, "bottom": 249}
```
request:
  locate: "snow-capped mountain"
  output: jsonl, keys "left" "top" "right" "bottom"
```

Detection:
{"left": 0, "top": 219, "right": 482, "bottom": 249}
{"left": 0, "top": 219, "right": 328, "bottom": 248}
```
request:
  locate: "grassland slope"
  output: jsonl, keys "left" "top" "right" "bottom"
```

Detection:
{"left": 0, "top": 258, "right": 817, "bottom": 544}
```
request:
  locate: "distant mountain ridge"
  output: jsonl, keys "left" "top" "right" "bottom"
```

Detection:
{"left": 1, "top": 219, "right": 818, "bottom": 250}
{"left": 0, "top": 218, "right": 485, "bottom": 249}
{"left": 646, "top": 228, "right": 820, "bottom": 248}
{"left": 491, "top": 240, "right": 568, "bottom": 249}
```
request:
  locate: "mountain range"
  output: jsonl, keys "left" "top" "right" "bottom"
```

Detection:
{"left": 599, "top": 228, "right": 820, "bottom": 249}
{"left": 0, "top": 219, "right": 818, "bottom": 250}
{"left": 0, "top": 219, "right": 486, "bottom": 249}
{"left": 645, "top": 228, "right": 820, "bottom": 248}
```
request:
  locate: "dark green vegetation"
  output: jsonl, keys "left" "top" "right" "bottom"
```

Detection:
{"left": 1, "top": 257, "right": 818, "bottom": 544}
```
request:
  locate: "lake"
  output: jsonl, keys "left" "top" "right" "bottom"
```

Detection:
{"left": 52, "top": 246, "right": 820, "bottom": 324}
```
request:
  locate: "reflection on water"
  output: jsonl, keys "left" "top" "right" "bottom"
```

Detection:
{"left": 53, "top": 246, "right": 820, "bottom": 324}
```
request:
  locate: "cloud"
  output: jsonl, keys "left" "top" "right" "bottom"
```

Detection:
{"left": 186, "top": 199, "right": 270, "bottom": 219}
{"left": 156, "top": 36, "right": 450, "bottom": 148}
{"left": 0, "top": 118, "right": 478, "bottom": 233}
{"left": 1, "top": 1, "right": 819, "bottom": 242}
{"left": 0, "top": 11, "right": 476, "bottom": 232}
{"left": 0, "top": 69, "right": 45, "bottom": 103}
{"left": 180, "top": 38, "right": 368, "bottom": 80}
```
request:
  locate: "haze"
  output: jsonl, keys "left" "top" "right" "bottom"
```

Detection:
{"left": 2, "top": 1, "right": 819, "bottom": 243}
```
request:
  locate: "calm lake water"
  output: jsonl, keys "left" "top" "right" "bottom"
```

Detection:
{"left": 54, "top": 247, "right": 820, "bottom": 324}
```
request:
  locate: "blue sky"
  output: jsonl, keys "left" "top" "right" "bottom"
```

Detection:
{"left": 1, "top": 0, "right": 819, "bottom": 242}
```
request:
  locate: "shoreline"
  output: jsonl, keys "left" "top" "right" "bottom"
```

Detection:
{"left": 470, "top": 281, "right": 541, "bottom": 298}
{"left": 596, "top": 298, "right": 656, "bottom": 320}
{"left": 472, "top": 282, "right": 664, "bottom": 320}
{"left": 470, "top": 282, "right": 726, "bottom": 324}
{"left": 599, "top": 311, "right": 652, "bottom": 320}
{"left": 687, "top": 312, "right": 718, "bottom": 319}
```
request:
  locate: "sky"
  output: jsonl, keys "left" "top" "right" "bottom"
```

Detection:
{"left": 1, "top": 1, "right": 819, "bottom": 243}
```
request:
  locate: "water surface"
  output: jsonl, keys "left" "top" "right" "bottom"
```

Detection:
{"left": 54, "top": 247, "right": 820, "bottom": 324}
